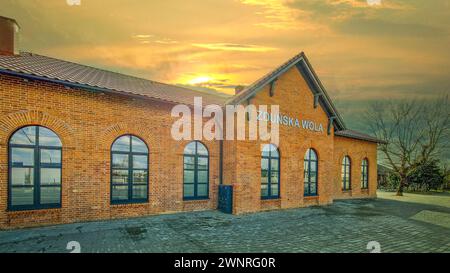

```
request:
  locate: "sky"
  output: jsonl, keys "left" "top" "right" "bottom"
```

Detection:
{"left": 1, "top": 0, "right": 450, "bottom": 131}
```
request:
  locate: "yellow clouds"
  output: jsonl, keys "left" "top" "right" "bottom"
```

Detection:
{"left": 154, "top": 39, "right": 179, "bottom": 45}
{"left": 132, "top": 35, "right": 154, "bottom": 39}
{"left": 330, "top": 0, "right": 408, "bottom": 10}
{"left": 238, "top": 0, "right": 301, "bottom": 29}
{"left": 132, "top": 34, "right": 178, "bottom": 45}
{"left": 132, "top": 34, "right": 154, "bottom": 44}
{"left": 6, "top": 0, "right": 447, "bottom": 102}
{"left": 188, "top": 76, "right": 213, "bottom": 85}
{"left": 45, "top": 42, "right": 205, "bottom": 81}
{"left": 192, "top": 43, "right": 276, "bottom": 52}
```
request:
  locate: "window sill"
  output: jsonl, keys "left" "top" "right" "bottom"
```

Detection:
{"left": 7, "top": 205, "right": 62, "bottom": 212}
{"left": 261, "top": 197, "right": 281, "bottom": 201}
{"left": 111, "top": 200, "right": 148, "bottom": 206}
{"left": 183, "top": 198, "right": 210, "bottom": 202}
{"left": 304, "top": 195, "right": 319, "bottom": 199}
{"left": 6, "top": 207, "right": 62, "bottom": 215}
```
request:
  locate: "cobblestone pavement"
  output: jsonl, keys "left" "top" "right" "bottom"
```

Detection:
{"left": 0, "top": 198, "right": 449, "bottom": 253}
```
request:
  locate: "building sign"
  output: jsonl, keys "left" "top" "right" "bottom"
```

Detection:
{"left": 256, "top": 110, "right": 324, "bottom": 133}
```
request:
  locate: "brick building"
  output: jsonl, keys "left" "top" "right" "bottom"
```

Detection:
{"left": 0, "top": 17, "right": 383, "bottom": 229}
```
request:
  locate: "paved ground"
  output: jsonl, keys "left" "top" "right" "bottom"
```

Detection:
{"left": 0, "top": 194, "right": 449, "bottom": 253}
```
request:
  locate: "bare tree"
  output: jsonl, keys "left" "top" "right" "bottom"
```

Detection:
{"left": 365, "top": 96, "right": 449, "bottom": 196}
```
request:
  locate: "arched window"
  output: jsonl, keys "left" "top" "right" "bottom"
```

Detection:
{"left": 304, "top": 149, "right": 318, "bottom": 196}
{"left": 261, "top": 144, "right": 280, "bottom": 199}
{"left": 183, "top": 141, "right": 209, "bottom": 200}
{"left": 9, "top": 126, "right": 62, "bottom": 210}
{"left": 111, "top": 135, "right": 149, "bottom": 204}
{"left": 361, "top": 159, "right": 369, "bottom": 189}
{"left": 342, "top": 156, "right": 352, "bottom": 190}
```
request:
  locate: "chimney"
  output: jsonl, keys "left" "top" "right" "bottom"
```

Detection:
{"left": 0, "top": 16, "right": 20, "bottom": 56}
{"left": 235, "top": 85, "right": 245, "bottom": 95}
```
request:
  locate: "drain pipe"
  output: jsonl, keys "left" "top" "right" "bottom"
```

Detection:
{"left": 219, "top": 139, "right": 223, "bottom": 185}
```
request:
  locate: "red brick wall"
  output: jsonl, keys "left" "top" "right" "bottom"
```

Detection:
{"left": 333, "top": 136, "right": 378, "bottom": 199}
{"left": 0, "top": 74, "right": 220, "bottom": 229}
{"left": 224, "top": 66, "right": 378, "bottom": 214}
{"left": 0, "top": 66, "right": 378, "bottom": 228}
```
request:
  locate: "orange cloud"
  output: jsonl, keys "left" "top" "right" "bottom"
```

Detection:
{"left": 239, "top": 0, "right": 302, "bottom": 29}
{"left": 192, "top": 43, "right": 277, "bottom": 52}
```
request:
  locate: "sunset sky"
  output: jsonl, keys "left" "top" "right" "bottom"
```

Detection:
{"left": 2, "top": 0, "right": 450, "bottom": 130}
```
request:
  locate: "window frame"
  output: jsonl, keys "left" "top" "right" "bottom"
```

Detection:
{"left": 361, "top": 158, "right": 369, "bottom": 189}
{"left": 261, "top": 144, "right": 280, "bottom": 200}
{"left": 8, "top": 126, "right": 63, "bottom": 211}
{"left": 183, "top": 141, "right": 210, "bottom": 201}
{"left": 342, "top": 156, "right": 352, "bottom": 191}
{"left": 110, "top": 135, "right": 149, "bottom": 205}
{"left": 304, "top": 148, "right": 318, "bottom": 197}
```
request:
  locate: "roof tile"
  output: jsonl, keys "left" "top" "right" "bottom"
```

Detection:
{"left": 0, "top": 52, "right": 230, "bottom": 106}
{"left": 0, "top": 52, "right": 383, "bottom": 145}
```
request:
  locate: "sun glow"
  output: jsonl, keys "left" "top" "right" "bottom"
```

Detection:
{"left": 188, "top": 76, "right": 213, "bottom": 85}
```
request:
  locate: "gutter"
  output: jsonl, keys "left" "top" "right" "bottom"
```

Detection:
{"left": 219, "top": 140, "right": 223, "bottom": 185}
{"left": 334, "top": 132, "right": 388, "bottom": 145}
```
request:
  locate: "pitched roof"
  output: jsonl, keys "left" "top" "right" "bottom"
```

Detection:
{"left": 0, "top": 52, "right": 229, "bottom": 106}
{"left": 227, "top": 51, "right": 346, "bottom": 131}
{"left": 226, "top": 51, "right": 386, "bottom": 143}
{"left": 0, "top": 51, "right": 384, "bottom": 145}
{"left": 0, "top": 16, "right": 20, "bottom": 28}
{"left": 335, "top": 129, "right": 387, "bottom": 144}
